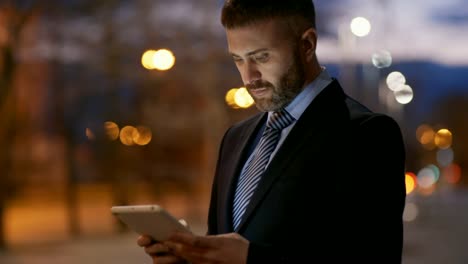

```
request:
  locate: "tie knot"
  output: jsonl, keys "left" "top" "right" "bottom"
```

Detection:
{"left": 267, "top": 109, "right": 295, "bottom": 130}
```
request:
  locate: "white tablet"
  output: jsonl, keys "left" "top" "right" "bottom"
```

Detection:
{"left": 111, "top": 204, "right": 191, "bottom": 241}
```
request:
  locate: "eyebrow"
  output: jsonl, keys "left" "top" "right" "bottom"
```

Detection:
{"left": 230, "top": 48, "right": 269, "bottom": 58}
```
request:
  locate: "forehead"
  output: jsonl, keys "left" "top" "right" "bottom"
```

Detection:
{"left": 226, "top": 19, "right": 291, "bottom": 54}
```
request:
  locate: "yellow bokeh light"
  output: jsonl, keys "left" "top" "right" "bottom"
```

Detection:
{"left": 104, "top": 121, "right": 120, "bottom": 141}
{"left": 141, "top": 50, "right": 157, "bottom": 70}
{"left": 234, "top": 87, "right": 254, "bottom": 108}
{"left": 405, "top": 172, "right": 417, "bottom": 194}
{"left": 434, "top": 129, "right": 452, "bottom": 149}
{"left": 120, "top": 126, "right": 136, "bottom": 146}
{"left": 225, "top": 88, "right": 239, "bottom": 109}
{"left": 133, "top": 126, "right": 152, "bottom": 146}
{"left": 153, "top": 49, "right": 175, "bottom": 71}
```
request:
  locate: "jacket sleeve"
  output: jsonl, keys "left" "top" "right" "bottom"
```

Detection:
{"left": 336, "top": 114, "right": 406, "bottom": 263}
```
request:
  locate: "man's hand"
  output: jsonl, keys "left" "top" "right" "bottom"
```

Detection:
{"left": 137, "top": 235, "right": 188, "bottom": 264}
{"left": 136, "top": 219, "right": 190, "bottom": 264}
{"left": 164, "top": 232, "right": 249, "bottom": 264}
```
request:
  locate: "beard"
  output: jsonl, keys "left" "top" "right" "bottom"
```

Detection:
{"left": 247, "top": 48, "right": 306, "bottom": 112}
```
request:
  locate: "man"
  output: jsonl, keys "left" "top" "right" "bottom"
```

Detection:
{"left": 138, "top": 0, "right": 406, "bottom": 263}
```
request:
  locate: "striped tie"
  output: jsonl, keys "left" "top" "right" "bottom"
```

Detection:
{"left": 232, "top": 108, "right": 295, "bottom": 230}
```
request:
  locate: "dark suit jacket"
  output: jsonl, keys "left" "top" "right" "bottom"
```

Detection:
{"left": 207, "top": 79, "right": 406, "bottom": 263}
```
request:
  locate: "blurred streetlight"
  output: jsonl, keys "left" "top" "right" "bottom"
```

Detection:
{"left": 120, "top": 126, "right": 136, "bottom": 146}
{"left": 133, "top": 126, "right": 152, "bottom": 146}
{"left": 435, "top": 129, "right": 453, "bottom": 149}
{"left": 350, "top": 17, "right": 371, "bottom": 37}
{"left": 104, "top": 121, "right": 120, "bottom": 141}
{"left": 225, "top": 87, "right": 254, "bottom": 109}
{"left": 394, "top": 84, "right": 414, "bottom": 105}
{"left": 372, "top": 50, "right": 392, "bottom": 68}
{"left": 437, "top": 148, "right": 454, "bottom": 167}
{"left": 386, "top": 71, "right": 406, "bottom": 91}
{"left": 403, "top": 202, "right": 419, "bottom": 222}
{"left": 416, "top": 124, "right": 437, "bottom": 150}
{"left": 142, "top": 50, "right": 157, "bottom": 70}
{"left": 405, "top": 172, "right": 417, "bottom": 194}
{"left": 225, "top": 88, "right": 239, "bottom": 109}
{"left": 152, "top": 49, "right": 175, "bottom": 71}
{"left": 234, "top": 87, "right": 254, "bottom": 108}
{"left": 141, "top": 48, "right": 176, "bottom": 71}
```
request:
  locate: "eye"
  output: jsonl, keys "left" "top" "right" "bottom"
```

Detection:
{"left": 232, "top": 56, "right": 243, "bottom": 64}
{"left": 254, "top": 53, "right": 269, "bottom": 62}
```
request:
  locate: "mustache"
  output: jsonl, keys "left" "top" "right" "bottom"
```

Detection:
{"left": 245, "top": 80, "right": 273, "bottom": 90}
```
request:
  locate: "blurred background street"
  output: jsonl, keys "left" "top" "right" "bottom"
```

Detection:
{"left": 0, "top": 0, "right": 467, "bottom": 263}
{"left": 0, "top": 185, "right": 467, "bottom": 263}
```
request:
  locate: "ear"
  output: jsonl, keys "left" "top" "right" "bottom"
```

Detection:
{"left": 301, "top": 28, "right": 317, "bottom": 62}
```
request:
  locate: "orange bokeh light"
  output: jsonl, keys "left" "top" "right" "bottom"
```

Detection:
{"left": 443, "top": 163, "right": 462, "bottom": 184}
{"left": 405, "top": 172, "right": 417, "bottom": 194}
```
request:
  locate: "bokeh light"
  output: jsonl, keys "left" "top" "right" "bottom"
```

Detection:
{"left": 442, "top": 163, "right": 462, "bottom": 184}
{"left": 372, "top": 50, "right": 392, "bottom": 68}
{"left": 225, "top": 88, "right": 239, "bottom": 109}
{"left": 434, "top": 129, "right": 453, "bottom": 149}
{"left": 417, "top": 165, "right": 439, "bottom": 189}
{"left": 141, "top": 49, "right": 176, "bottom": 71}
{"left": 152, "top": 49, "right": 176, "bottom": 71}
{"left": 86, "top": 128, "right": 95, "bottom": 140}
{"left": 403, "top": 202, "right": 419, "bottom": 222}
{"left": 350, "top": 17, "right": 371, "bottom": 37}
{"left": 133, "top": 126, "right": 152, "bottom": 146}
{"left": 416, "top": 124, "right": 434, "bottom": 144}
{"left": 104, "top": 121, "right": 120, "bottom": 141}
{"left": 120, "top": 126, "right": 137, "bottom": 146}
{"left": 427, "top": 164, "right": 441, "bottom": 182}
{"left": 394, "top": 85, "right": 414, "bottom": 104}
{"left": 386, "top": 71, "right": 406, "bottom": 91}
{"left": 437, "top": 148, "right": 454, "bottom": 167}
{"left": 234, "top": 87, "right": 254, "bottom": 108}
{"left": 416, "top": 124, "right": 436, "bottom": 150}
{"left": 405, "top": 172, "right": 417, "bottom": 194}
{"left": 141, "top": 49, "right": 157, "bottom": 70}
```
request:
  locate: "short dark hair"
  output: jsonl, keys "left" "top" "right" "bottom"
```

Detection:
{"left": 221, "top": 0, "right": 316, "bottom": 30}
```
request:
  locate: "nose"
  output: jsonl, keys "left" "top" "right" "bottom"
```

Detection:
{"left": 240, "top": 61, "right": 261, "bottom": 85}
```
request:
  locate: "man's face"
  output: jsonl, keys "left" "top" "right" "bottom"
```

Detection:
{"left": 226, "top": 19, "right": 306, "bottom": 112}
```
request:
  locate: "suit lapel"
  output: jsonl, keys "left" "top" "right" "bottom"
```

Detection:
{"left": 235, "top": 80, "right": 346, "bottom": 232}
{"left": 219, "top": 113, "right": 267, "bottom": 232}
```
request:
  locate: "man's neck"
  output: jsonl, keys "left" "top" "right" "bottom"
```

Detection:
{"left": 302, "top": 59, "right": 324, "bottom": 89}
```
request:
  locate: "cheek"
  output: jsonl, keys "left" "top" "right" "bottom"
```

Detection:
{"left": 234, "top": 65, "right": 248, "bottom": 84}
{"left": 261, "top": 64, "right": 289, "bottom": 85}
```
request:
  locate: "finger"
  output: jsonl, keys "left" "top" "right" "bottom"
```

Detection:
{"left": 164, "top": 241, "right": 208, "bottom": 263}
{"left": 145, "top": 242, "right": 171, "bottom": 256}
{"left": 169, "top": 233, "right": 218, "bottom": 248}
{"left": 137, "top": 235, "right": 154, "bottom": 247}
